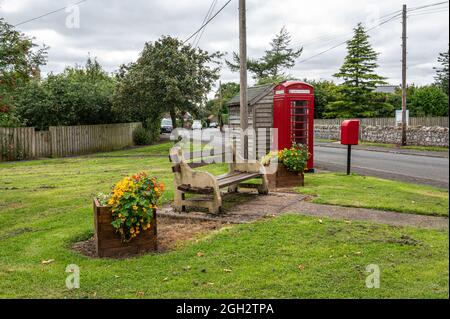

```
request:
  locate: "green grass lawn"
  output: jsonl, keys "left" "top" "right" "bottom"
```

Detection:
{"left": 0, "top": 143, "right": 448, "bottom": 298}
{"left": 298, "top": 173, "right": 449, "bottom": 217}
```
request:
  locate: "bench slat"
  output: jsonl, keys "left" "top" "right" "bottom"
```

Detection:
{"left": 217, "top": 172, "right": 262, "bottom": 188}
{"left": 216, "top": 171, "right": 242, "bottom": 180}
{"left": 177, "top": 185, "right": 214, "bottom": 194}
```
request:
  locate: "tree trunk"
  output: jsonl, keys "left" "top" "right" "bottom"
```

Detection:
{"left": 170, "top": 109, "right": 177, "bottom": 129}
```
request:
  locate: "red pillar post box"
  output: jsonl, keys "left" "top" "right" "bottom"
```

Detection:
{"left": 341, "top": 120, "right": 360, "bottom": 145}
{"left": 340, "top": 120, "right": 360, "bottom": 175}
{"left": 273, "top": 81, "right": 315, "bottom": 171}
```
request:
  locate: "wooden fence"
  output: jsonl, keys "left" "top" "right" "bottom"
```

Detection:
{"left": 314, "top": 116, "right": 449, "bottom": 127}
{"left": 0, "top": 122, "right": 142, "bottom": 162}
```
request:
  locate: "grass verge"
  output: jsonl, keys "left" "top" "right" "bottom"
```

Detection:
{"left": 297, "top": 173, "right": 449, "bottom": 217}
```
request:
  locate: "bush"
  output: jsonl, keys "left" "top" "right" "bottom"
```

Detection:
{"left": 133, "top": 127, "right": 152, "bottom": 145}
{"left": 14, "top": 58, "right": 117, "bottom": 130}
{"left": 410, "top": 85, "right": 449, "bottom": 117}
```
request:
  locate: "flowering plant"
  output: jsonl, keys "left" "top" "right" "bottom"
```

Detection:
{"left": 260, "top": 151, "right": 279, "bottom": 166}
{"left": 277, "top": 143, "right": 310, "bottom": 173}
{"left": 105, "top": 172, "right": 165, "bottom": 243}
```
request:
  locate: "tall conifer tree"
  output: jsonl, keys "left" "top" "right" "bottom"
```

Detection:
{"left": 434, "top": 46, "right": 449, "bottom": 96}
{"left": 325, "top": 23, "right": 390, "bottom": 118}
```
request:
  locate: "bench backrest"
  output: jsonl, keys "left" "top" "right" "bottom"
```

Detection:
{"left": 169, "top": 143, "right": 238, "bottom": 170}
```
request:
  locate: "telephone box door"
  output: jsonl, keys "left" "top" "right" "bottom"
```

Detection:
{"left": 289, "top": 98, "right": 314, "bottom": 170}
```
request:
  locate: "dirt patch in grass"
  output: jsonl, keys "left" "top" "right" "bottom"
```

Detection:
{"left": 72, "top": 216, "right": 227, "bottom": 259}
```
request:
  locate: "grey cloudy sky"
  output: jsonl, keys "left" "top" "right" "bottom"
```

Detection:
{"left": 1, "top": 0, "right": 449, "bottom": 89}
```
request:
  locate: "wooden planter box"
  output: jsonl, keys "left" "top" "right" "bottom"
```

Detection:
{"left": 93, "top": 198, "right": 157, "bottom": 258}
{"left": 266, "top": 164, "right": 304, "bottom": 190}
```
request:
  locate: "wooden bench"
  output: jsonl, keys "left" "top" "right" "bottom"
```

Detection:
{"left": 169, "top": 145, "right": 269, "bottom": 214}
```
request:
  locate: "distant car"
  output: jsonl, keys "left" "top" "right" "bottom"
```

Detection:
{"left": 192, "top": 120, "right": 202, "bottom": 130}
{"left": 209, "top": 122, "right": 218, "bottom": 128}
{"left": 160, "top": 118, "right": 173, "bottom": 133}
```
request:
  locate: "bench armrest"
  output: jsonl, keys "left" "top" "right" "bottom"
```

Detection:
{"left": 230, "top": 145, "right": 265, "bottom": 174}
{"left": 170, "top": 147, "right": 219, "bottom": 189}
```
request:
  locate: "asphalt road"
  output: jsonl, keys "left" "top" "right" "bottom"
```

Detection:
{"left": 165, "top": 129, "right": 449, "bottom": 189}
{"left": 315, "top": 145, "right": 449, "bottom": 189}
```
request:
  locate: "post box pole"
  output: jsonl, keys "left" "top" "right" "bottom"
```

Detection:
{"left": 347, "top": 145, "right": 352, "bottom": 175}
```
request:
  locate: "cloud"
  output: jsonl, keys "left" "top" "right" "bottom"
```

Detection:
{"left": 1, "top": 0, "right": 448, "bottom": 86}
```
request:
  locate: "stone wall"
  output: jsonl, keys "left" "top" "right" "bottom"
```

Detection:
{"left": 315, "top": 125, "right": 341, "bottom": 141}
{"left": 314, "top": 125, "right": 449, "bottom": 147}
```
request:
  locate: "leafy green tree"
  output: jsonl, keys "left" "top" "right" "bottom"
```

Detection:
{"left": 381, "top": 85, "right": 417, "bottom": 114}
{"left": 434, "top": 46, "right": 449, "bottom": 95}
{"left": 0, "top": 18, "right": 48, "bottom": 126}
{"left": 303, "top": 79, "right": 339, "bottom": 119}
{"left": 205, "top": 82, "right": 240, "bottom": 127}
{"left": 410, "top": 85, "right": 449, "bottom": 117}
{"left": 325, "top": 23, "right": 389, "bottom": 118}
{"left": 15, "top": 58, "right": 116, "bottom": 130}
{"left": 219, "top": 82, "right": 242, "bottom": 105}
{"left": 114, "top": 36, "right": 221, "bottom": 139}
{"left": 226, "top": 27, "right": 302, "bottom": 83}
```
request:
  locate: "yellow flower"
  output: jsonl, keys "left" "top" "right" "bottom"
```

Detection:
{"left": 132, "top": 205, "right": 138, "bottom": 211}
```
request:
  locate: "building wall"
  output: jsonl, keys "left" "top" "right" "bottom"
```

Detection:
{"left": 228, "top": 91, "right": 274, "bottom": 157}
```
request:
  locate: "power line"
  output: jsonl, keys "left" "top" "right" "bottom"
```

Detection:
{"left": 297, "top": 13, "right": 402, "bottom": 64}
{"left": 192, "top": 0, "right": 217, "bottom": 46}
{"left": 379, "top": 9, "right": 403, "bottom": 20}
{"left": 408, "top": 5, "right": 449, "bottom": 14}
{"left": 408, "top": 0, "right": 449, "bottom": 12}
{"left": 410, "top": 6, "right": 449, "bottom": 13}
{"left": 193, "top": 0, "right": 219, "bottom": 48}
{"left": 183, "top": 0, "right": 232, "bottom": 44}
{"left": 409, "top": 8, "right": 449, "bottom": 17}
{"left": 296, "top": 9, "right": 403, "bottom": 51}
{"left": 296, "top": 2, "right": 447, "bottom": 51}
{"left": 13, "top": 0, "right": 87, "bottom": 27}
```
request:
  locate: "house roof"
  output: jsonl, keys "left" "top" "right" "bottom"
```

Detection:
{"left": 226, "top": 84, "right": 275, "bottom": 106}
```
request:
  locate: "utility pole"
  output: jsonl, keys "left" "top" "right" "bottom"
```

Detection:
{"left": 401, "top": 4, "right": 407, "bottom": 146}
{"left": 218, "top": 81, "right": 223, "bottom": 132}
{"left": 239, "top": 0, "right": 248, "bottom": 158}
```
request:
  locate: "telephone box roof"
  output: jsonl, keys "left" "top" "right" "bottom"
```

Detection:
{"left": 274, "top": 81, "right": 314, "bottom": 89}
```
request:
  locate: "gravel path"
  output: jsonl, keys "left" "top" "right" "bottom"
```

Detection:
{"left": 159, "top": 191, "right": 449, "bottom": 231}
{"left": 285, "top": 201, "right": 449, "bottom": 231}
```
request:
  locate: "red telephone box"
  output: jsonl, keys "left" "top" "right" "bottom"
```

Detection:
{"left": 273, "top": 81, "right": 315, "bottom": 170}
